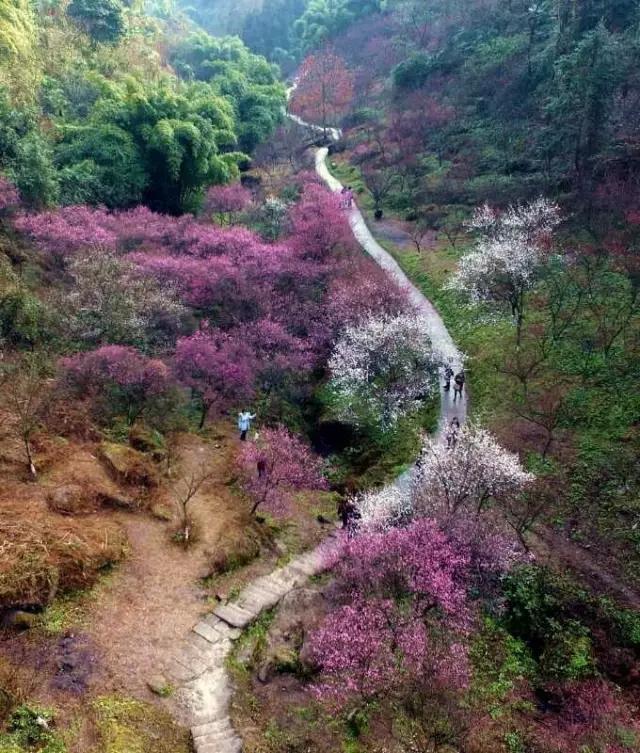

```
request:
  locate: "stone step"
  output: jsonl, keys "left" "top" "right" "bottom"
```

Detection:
{"left": 193, "top": 620, "right": 227, "bottom": 645}
{"left": 214, "top": 602, "right": 256, "bottom": 629}
{"left": 192, "top": 719, "right": 234, "bottom": 738}
{"left": 196, "top": 729, "right": 242, "bottom": 749}
{"left": 203, "top": 615, "right": 242, "bottom": 640}
{"left": 196, "top": 739, "right": 242, "bottom": 753}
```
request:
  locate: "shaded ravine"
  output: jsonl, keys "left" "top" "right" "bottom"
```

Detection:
{"left": 169, "top": 118, "right": 468, "bottom": 753}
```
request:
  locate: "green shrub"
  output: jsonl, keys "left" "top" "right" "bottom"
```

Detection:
{"left": 502, "top": 565, "right": 596, "bottom": 680}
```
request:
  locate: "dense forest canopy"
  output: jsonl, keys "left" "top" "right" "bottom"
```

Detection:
{"left": 0, "top": 0, "right": 285, "bottom": 212}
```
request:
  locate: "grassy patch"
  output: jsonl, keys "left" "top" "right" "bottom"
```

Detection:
{"left": 90, "top": 696, "right": 190, "bottom": 753}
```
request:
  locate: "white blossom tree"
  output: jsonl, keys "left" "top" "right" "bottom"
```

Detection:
{"left": 448, "top": 198, "right": 561, "bottom": 344}
{"left": 353, "top": 485, "right": 412, "bottom": 532}
{"left": 328, "top": 313, "right": 440, "bottom": 429}
{"left": 412, "top": 424, "right": 535, "bottom": 517}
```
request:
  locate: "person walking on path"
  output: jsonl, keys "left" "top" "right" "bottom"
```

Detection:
{"left": 446, "top": 417, "right": 460, "bottom": 449}
{"left": 340, "top": 186, "right": 348, "bottom": 209}
{"left": 443, "top": 364, "right": 454, "bottom": 391}
{"left": 453, "top": 371, "right": 465, "bottom": 402}
{"left": 238, "top": 410, "right": 256, "bottom": 441}
{"left": 346, "top": 186, "right": 354, "bottom": 208}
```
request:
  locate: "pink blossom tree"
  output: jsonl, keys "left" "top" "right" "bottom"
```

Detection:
{"left": 203, "top": 183, "right": 253, "bottom": 226}
{"left": 288, "top": 181, "right": 356, "bottom": 260}
{"left": 174, "top": 328, "right": 257, "bottom": 429}
{"left": 0, "top": 176, "right": 19, "bottom": 213}
{"left": 60, "top": 345, "right": 171, "bottom": 425}
{"left": 13, "top": 205, "right": 117, "bottom": 264}
{"left": 307, "top": 518, "right": 472, "bottom": 705}
{"left": 237, "top": 426, "right": 326, "bottom": 516}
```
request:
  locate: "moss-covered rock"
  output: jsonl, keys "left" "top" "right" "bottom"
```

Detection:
{"left": 98, "top": 443, "right": 159, "bottom": 489}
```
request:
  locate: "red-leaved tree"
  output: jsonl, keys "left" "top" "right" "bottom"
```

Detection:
{"left": 291, "top": 48, "right": 354, "bottom": 138}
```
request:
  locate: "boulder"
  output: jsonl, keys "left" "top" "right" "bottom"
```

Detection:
{"left": 147, "top": 674, "right": 171, "bottom": 696}
{"left": 47, "top": 484, "right": 95, "bottom": 516}
{"left": 98, "top": 442, "right": 159, "bottom": 488}
{"left": 0, "top": 609, "right": 38, "bottom": 630}
{"left": 256, "top": 588, "right": 325, "bottom": 684}
{"left": 128, "top": 424, "right": 161, "bottom": 453}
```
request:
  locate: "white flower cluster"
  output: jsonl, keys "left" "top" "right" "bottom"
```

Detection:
{"left": 413, "top": 425, "right": 535, "bottom": 517}
{"left": 354, "top": 485, "right": 412, "bottom": 532}
{"left": 350, "top": 424, "right": 535, "bottom": 532}
{"left": 328, "top": 313, "right": 440, "bottom": 428}
{"left": 449, "top": 197, "right": 561, "bottom": 305}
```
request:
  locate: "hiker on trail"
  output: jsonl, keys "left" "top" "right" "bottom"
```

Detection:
{"left": 340, "top": 186, "right": 348, "bottom": 209}
{"left": 337, "top": 498, "right": 360, "bottom": 535}
{"left": 453, "top": 371, "right": 465, "bottom": 402}
{"left": 447, "top": 417, "right": 460, "bottom": 449}
{"left": 238, "top": 410, "right": 256, "bottom": 441}
{"left": 346, "top": 186, "right": 354, "bottom": 208}
{"left": 443, "top": 364, "right": 454, "bottom": 391}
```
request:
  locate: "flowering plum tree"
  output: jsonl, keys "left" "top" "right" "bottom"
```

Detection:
{"left": 353, "top": 485, "right": 411, "bottom": 532}
{"left": 174, "top": 328, "right": 256, "bottom": 429}
{"left": 413, "top": 425, "right": 535, "bottom": 517}
{"left": 328, "top": 313, "right": 440, "bottom": 428}
{"left": 291, "top": 48, "right": 354, "bottom": 139}
{"left": 288, "top": 181, "right": 355, "bottom": 259}
{"left": 203, "top": 184, "right": 252, "bottom": 225}
{"left": 236, "top": 318, "right": 314, "bottom": 387}
{"left": 237, "top": 426, "right": 326, "bottom": 516}
{"left": 449, "top": 198, "right": 561, "bottom": 344}
{"left": 13, "top": 205, "right": 117, "bottom": 264}
{"left": 307, "top": 518, "right": 471, "bottom": 704}
{"left": 0, "top": 176, "right": 19, "bottom": 213}
{"left": 60, "top": 345, "right": 170, "bottom": 425}
{"left": 62, "top": 251, "right": 185, "bottom": 348}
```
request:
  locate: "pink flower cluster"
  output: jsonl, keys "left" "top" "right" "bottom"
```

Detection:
{"left": 237, "top": 426, "right": 327, "bottom": 516}
{"left": 0, "top": 176, "right": 19, "bottom": 212}
{"left": 308, "top": 518, "right": 473, "bottom": 704}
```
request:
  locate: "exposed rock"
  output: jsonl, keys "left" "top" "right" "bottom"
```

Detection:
{"left": 0, "top": 609, "right": 38, "bottom": 630}
{"left": 128, "top": 424, "right": 161, "bottom": 453}
{"left": 147, "top": 674, "right": 170, "bottom": 696}
{"left": 150, "top": 502, "right": 173, "bottom": 521}
{"left": 47, "top": 484, "right": 95, "bottom": 516}
{"left": 98, "top": 442, "right": 159, "bottom": 488}
{"left": 256, "top": 588, "right": 325, "bottom": 684}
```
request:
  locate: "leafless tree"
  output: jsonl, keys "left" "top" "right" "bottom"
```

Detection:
{"left": 171, "top": 466, "right": 215, "bottom": 546}
{"left": 1, "top": 354, "right": 51, "bottom": 481}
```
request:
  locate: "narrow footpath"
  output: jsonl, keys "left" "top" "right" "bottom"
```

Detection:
{"left": 168, "top": 136, "right": 467, "bottom": 753}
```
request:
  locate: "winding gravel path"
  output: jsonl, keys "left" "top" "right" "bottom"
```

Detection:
{"left": 169, "top": 118, "right": 467, "bottom": 753}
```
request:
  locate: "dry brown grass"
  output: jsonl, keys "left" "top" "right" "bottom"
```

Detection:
{"left": 0, "top": 501, "right": 127, "bottom": 609}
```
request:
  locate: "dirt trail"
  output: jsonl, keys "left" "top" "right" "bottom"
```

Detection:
{"left": 86, "top": 432, "right": 246, "bottom": 698}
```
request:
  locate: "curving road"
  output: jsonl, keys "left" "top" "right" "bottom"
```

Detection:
{"left": 313, "top": 144, "right": 467, "bottom": 434}
{"left": 171, "top": 105, "right": 469, "bottom": 753}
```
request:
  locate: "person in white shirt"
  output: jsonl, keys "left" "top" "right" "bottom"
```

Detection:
{"left": 238, "top": 411, "right": 256, "bottom": 441}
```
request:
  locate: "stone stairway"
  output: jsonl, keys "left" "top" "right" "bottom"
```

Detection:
{"left": 170, "top": 536, "right": 337, "bottom": 753}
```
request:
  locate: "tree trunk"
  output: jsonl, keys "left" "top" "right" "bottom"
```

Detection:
{"left": 23, "top": 436, "right": 36, "bottom": 481}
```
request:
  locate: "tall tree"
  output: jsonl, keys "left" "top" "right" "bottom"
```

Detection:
{"left": 291, "top": 47, "right": 354, "bottom": 138}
